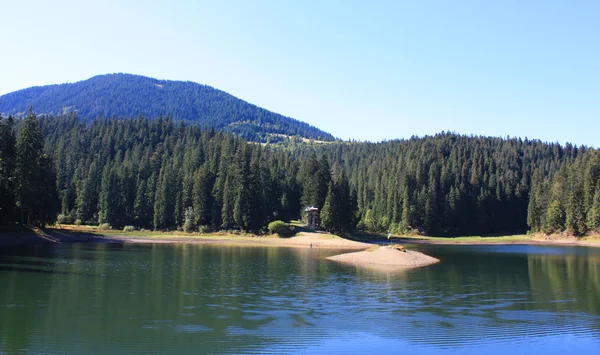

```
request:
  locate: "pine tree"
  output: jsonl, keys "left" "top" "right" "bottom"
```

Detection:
{"left": 319, "top": 182, "right": 334, "bottom": 232}
{"left": 0, "top": 116, "right": 16, "bottom": 224}
{"left": 587, "top": 185, "right": 600, "bottom": 232}
{"left": 527, "top": 172, "right": 544, "bottom": 232}
{"left": 565, "top": 170, "right": 587, "bottom": 236}
{"left": 546, "top": 200, "right": 565, "bottom": 233}
{"left": 300, "top": 153, "right": 320, "bottom": 208}
{"left": 15, "top": 109, "right": 59, "bottom": 226}
{"left": 233, "top": 146, "right": 251, "bottom": 230}
{"left": 76, "top": 161, "right": 99, "bottom": 224}
{"left": 192, "top": 164, "right": 215, "bottom": 227}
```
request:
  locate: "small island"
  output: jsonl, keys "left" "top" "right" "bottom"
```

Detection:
{"left": 327, "top": 245, "right": 440, "bottom": 269}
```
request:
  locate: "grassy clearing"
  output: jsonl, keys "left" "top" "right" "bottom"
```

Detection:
{"left": 56, "top": 224, "right": 345, "bottom": 243}
{"left": 349, "top": 231, "right": 532, "bottom": 244}
{"left": 579, "top": 235, "right": 600, "bottom": 243}
{"left": 55, "top": 224, "right": 256, "bottom": 240}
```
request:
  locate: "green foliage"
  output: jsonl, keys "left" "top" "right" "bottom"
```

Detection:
{"left": 319, "top": 168, "right": 357, "bottom": 233}
{"left": 36, "top": 114, "right": 302, "bottom": 234}
{"left": 587, "top": 186, "right": 600, "bottom": 232}
{"left": 57, "top": 214, "right": 74, "bottom": 224}
{"left": 545, "top": 200, "right": 565, "bottom": 233}
{"left": 319, "top": 184, "right": 334, "bottom": 232}
{"left": 123, "top": 225, "right": 135, "bottom": 232}
{"left": 7, "top": 108, "right": 599, "bottom": 238}
{"left": 0, "top": 116, "right": 16, "bottom": 225}
{"left": 297, "top": 133, "right": 586, "bottom": 236}
{"left": 300, "top": 154, "right": 331, "bottom": 210}
{"left": 14, "top": 109, "right": 59, "bottom": 227}
{"left": 533, "top": 150, "right": 600, "bottom": 236}
{"left": 268, "top": 220, "right": 294, "bottom": 236}
{"left": 183, "top": 207, "right": 194, "bottom": 233}
{"left": 99, "top": 223, "right": 111, "bottom": 230}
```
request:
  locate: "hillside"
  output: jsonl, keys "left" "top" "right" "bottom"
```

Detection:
{"left": 0, "top": 73, "right": 334, "bottom": 142}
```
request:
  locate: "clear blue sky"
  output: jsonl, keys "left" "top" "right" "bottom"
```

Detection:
{"left": 1, "top": 0, "right": 599, "bottom": 146}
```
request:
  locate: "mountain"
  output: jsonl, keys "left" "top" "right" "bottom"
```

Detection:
{"left": 0, "top": 73, "right": 334, "bottom": 142}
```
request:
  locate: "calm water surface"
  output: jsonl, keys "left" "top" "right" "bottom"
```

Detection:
{"left": 0, "top": 242, "right": 599, "bottom": 354}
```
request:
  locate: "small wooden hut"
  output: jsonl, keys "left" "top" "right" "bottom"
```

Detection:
{"left": 305, "top": 206, "right": 319, "bottom": 230}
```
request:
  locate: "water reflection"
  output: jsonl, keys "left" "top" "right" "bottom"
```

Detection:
{"left": 0, "top": 243, "right": 599, "bottom": 354}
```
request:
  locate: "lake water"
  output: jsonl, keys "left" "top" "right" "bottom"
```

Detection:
{"left": 1, "top": 242, "right": 599, "bottom": 354}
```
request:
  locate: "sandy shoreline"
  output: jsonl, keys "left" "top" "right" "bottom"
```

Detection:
{"left": 107, "top": 232, "right": 371, "bottom": 249}
{"left": 392, "top": 236, "right": 600, "bottom": 248}
{"left": 0, "top": 230, "right": 371, "bottom": 250}
{"left": 2, "top": 228, "right": 598, "bottom": 249}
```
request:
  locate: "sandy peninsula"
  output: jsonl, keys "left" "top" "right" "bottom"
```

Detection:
{"left": 327, "top": 245, "right": 440, "bottom": 269}
{"left": 106, "top": 231, "right": 371, "bottom": 249}
{"left": 0, "top": 228, "right": 371, "bottom": 250}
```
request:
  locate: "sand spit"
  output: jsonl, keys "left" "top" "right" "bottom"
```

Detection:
{"left": 0, "top": 230, "right": 371, "bottom": 249}
{"left": 113, "top": 232, "right": 371, "bottom": 249}
{"left": 327, "top": 246, "right": 440, "bottom": 269}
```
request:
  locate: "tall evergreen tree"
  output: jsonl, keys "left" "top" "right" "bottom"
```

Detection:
{"left": 15, "top": 109, "right": 58, "bottom": 226}
{"left": 0, "top": 116, "right": 16, "bottom": 224}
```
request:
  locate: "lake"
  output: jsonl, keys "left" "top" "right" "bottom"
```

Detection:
{"left": 1, "top": 242, "right": 599, "bottom": 354}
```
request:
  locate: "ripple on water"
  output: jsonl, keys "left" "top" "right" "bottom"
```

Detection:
{"left": 1, "top": 243, "right": 600, "bottom": 354}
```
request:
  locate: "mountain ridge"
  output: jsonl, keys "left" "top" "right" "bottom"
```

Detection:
{"left": 0, "top": 73, "right": 335, "bottom": 142}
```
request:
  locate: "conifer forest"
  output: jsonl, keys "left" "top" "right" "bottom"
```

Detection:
{"left": 1, "top": 111, "right": 599, "bottom": 237}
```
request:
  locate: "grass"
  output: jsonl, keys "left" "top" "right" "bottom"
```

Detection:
{"left": 579, "top": 235, "right": 600, "bottom": 242}
{"left": 56, "top": 224, "right": 255, "bottom": 240}
{"left": 56, "top": 223, "right": 347, "bottom": 242}
{"left": 357, "top": 231, "right": 600, "bottom": 245}
{"left": 349, "top": 231, "right": 533, "bottom": 244}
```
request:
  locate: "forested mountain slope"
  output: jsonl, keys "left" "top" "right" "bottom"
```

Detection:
{"left": 0, "top": 73, "right": 334, "bottom": 142}
{"left": 2, "top": 112, "right": 598, "bottom": 237}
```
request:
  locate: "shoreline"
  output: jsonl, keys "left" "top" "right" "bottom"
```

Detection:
{"left": 390, "top": 236, "right": 600, "bottom": 248}
{"left": 1, "top": 227, "right": 599, "bottom": 249}
{"left": 0, "top": 228, "right": 371, "bottom": 250}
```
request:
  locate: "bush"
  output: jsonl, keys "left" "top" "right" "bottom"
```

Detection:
{"left": 183, "top": 207, "right": 194, "bottom": 233}
{"left": 74, "top": 219, "right": 82, "bottom": 226}
{"left": 57, "top": 214, "right": 74, "bottom": 224}
{"left": 268, "top": 220, "right": 294, "bottom": 237}
{"left": 98, "top": 223, "right": 111, "bottom": 230}
{"left": 197, "top": 225, "right": 211, "bottom": 234}
{"left": 123, "top": 225, "right": 135, "bottom": 232}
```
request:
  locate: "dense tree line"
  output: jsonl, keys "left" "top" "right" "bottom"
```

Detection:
{"left": 3, "top": 111, "right": 599, "bottom": 238}
{"left": 290, "top": 134, "right": 587, "bottom": 236}
{"left": 0, "top": 73, "right": 335, "bottom": 142}
{"left": 528, "top": 149, "right": 600, "bottom": 236}
{"left": 36, "top": 114, "right": 310, "bottom": 232}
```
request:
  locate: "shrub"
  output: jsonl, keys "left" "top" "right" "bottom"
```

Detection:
{"left": 197, "top": 225, "right": 211, "bottom": 234}
{"left": 268, "top": 220, "right": 294, "bottom": 237}
{"left": 123, "top": 225, "right": 135, "bottom": 232}
{"left": 183, "top": 207, "right": 194, "bottom": 233}
{"left": 98, "top": 223, "right": 111, "bottom": 231}
{"left": 74, "top": 219, "right": 82, "bottom": 226}
{"left": 57, "top": 214, "right": 74, "bottom": 224}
